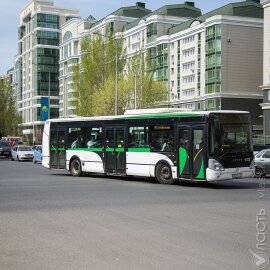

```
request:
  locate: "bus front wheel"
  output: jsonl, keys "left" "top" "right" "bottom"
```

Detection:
{"left": 70, "top": 159, "right": 82, "bottom": 177}
{"left": 156, "top": 163, "right": 175, "bottom": 185}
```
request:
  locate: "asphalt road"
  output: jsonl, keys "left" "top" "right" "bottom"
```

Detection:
{"left": 0, "top": 157, "right": 269, "bottom": 270}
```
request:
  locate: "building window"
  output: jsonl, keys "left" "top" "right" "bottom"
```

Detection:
{"left": 182, "top": 88, "right": 195, "bottom": 97}
{"left": 182, "top": 48, "right": 195, "bottom": 57}
{"left": 182, "top": 75, "right": 195, "bottom": 84}
{"left": 63, "top": 31, "right": 72, "bottom": 42}
{"left": 147, "top": 23, "right": 157, "bottom": 43}
{"left": 183, "top": 35, "right": 194, "bottom": 44}
{"left": 182, "top": 61, "right": 195, "bottom": 70}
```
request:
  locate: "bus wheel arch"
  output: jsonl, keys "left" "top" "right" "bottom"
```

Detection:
{"left": 155, "top": 161, "right": 175, "bottom": 185}
{"left": 69, "top": 156, "right": 82, "bottom": 177}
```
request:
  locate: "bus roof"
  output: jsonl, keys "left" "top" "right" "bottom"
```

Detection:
{"left": 46, "top": 109, "right": 250, "bottom": 124}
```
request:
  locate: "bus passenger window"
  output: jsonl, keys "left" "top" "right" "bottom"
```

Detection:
{"left": 150, "top": 126, "right": 174, "bottom": 152}
{"left": 68, "top": 128, "right": 84, "bottom": 148}
{"left": 128, "top": 127, "right": 149, "bottom": 148}
{"left": 85, "top": 127, "right": 102, "bottom": 148}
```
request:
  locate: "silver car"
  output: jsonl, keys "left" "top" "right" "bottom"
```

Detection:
{"left": 254, "top": 149, "right": 270, "bottom": 177}
{"left": 11, "top": 146, "right": 34, "bottom": 161}
{"left": 0, "top": 140, "right": 11, "bottom": 158}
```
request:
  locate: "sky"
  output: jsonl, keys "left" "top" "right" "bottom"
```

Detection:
{"left": 0, "top": 0, "right": 247, "bottom": 75}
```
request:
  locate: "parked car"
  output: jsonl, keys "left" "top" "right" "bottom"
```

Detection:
{"left": 253, "top": 144, "right": 270, "bottom": 155}
{"left": 0, "top": 140, "right": 11, "bottom": 158}
{"left": 33, "top": 145, "right": 42, "bottom": 163}
{"left": 11, "top": 146, "right": 34, "bottom": 161}
{"left": 253, "top": 149, "right": 270, "bottom": 177}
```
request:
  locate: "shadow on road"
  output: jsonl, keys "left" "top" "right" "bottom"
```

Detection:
{"left": 46, "top": 170, "right": 270, "bottom": 190}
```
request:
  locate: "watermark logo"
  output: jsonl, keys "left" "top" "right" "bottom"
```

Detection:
{"left": 249, "top": 249, "right": 269, "bottom": 269}
{"left": 249, "top": 173, "right": 269, "bottom": 269}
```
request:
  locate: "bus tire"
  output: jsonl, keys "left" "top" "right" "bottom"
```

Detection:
{"left": 70, "top": 158, "right": 82, "bottom": 177}
{"left": 155, "top": 162, "right": 175, "bottom": 185}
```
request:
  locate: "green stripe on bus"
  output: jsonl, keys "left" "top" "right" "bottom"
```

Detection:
{"left": 51, "top": 148, "right": 65, "bottom": 151}
{"left": 128, "top": 148, "right": 150, "bottom": 152}
{"left": 195, "top": 160, "right": 205, "bottom": 179}
{"left": 121, "top": 112, "right": 203, "bottom": 120}
{"left": 179, "top": 147, "right": 188, "bottom": 175}
{"left": 68, "top": 148, "right": 103, "bottom": 152}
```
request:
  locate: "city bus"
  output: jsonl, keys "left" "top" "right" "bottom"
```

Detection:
{"left": 42, "top": 109, "right": 254, "bottom": 184}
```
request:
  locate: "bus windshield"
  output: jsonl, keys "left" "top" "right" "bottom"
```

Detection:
{"left": 209, "top": 114, "right": 252, "bottom": 156}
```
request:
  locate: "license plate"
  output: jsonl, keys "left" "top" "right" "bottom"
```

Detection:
{"left": 232, "top": 173, "right": 242, "bottom": 179}
{"left": 4, "top": 152, "right": 9, "bottom": 154}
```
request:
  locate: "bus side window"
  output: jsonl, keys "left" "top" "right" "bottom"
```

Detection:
{"left": 85, "top": 127, "right": 102, "bottom": 148}
{"left": 150, "top": 126, "right": 174, "bottom": 152}
{"left": 128, "top": 127, "right": 149, "bottom": 148}
{"left": 68, "top": 128, "right": 84, "bottom": 148}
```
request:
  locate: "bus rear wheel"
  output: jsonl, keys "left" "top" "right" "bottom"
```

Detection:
{"left": 156, "top": 163, "right": 175, "bottom": 185}
{"left": 70, "top": 159, "right": 82, "bottom": 177}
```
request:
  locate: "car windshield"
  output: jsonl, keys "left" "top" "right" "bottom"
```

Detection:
{"left": 210, "top": 114, "right": 252, "bottom": 156}
{"left": 18, "top": 147, "right": 32, "bottom": 151}
{"left": 0, "top": 141, "right": 10, "bottom": 147}
{"left": 255, "top": 150, "right": 266, "bottom": 158}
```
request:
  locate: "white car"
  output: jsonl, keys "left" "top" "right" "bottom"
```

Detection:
{"left": 11, "top": 146, "right": 34, "bottom": 161}
{"left": 253, "top": 149, "right": 270, "bottom": 177}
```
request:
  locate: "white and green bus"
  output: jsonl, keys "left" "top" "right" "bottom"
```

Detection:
{"left": 42, "top": 109, "right": 254, "bottom": 184}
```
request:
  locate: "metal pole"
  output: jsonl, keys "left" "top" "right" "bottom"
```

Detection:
{"left": 33, "top": 63, "right": 35, "bottom": 144}
{"left": 48, "top": 71, "right": 51, "bottom": 119}
{"left": 263, "top": 115, "right": 266, "bottom": 145}
{"left": 134, "top": 73, "right": 137, "bottom": 109}
{"left": 115, "top": 40, "right": 118, "bottom": 116}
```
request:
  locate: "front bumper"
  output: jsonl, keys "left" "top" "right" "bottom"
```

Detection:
{"left": 206, "top": 167, "right": 254, "bottom": 181}
{"left": 19, "top": 155, "right": 33, "bottom": 160}
{"left": 0, "top": 151, "right": 11, "bottom": 156}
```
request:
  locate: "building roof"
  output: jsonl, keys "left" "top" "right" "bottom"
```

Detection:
{"left": 168, "top": 0, "right": 263, "bottom": 35}
{"left": 85, "top": 15, "right": 96, "bottom": 21}
{"left": 90, "top": 4, "right": 152, "bottom": 29}
{"left": 124, "top": 3, "right": 202, "bottom": 31}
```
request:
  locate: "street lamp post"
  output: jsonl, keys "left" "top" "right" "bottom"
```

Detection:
{"left": 115, "top": 41, "right": 118, "bottom": 115}
{"left": 259, "top": 115, "right": 266, "bottom": 145}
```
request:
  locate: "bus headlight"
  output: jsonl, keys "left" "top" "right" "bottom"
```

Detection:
{"left": 209, "top": 159, "right": 224, "bottom": 171}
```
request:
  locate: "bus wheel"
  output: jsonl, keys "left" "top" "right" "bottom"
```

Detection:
{"left": 156, "top": 163, "right": 175, "bottom": 184}
{"left": 70, "top": 159, "right": 82, "bottom": 177}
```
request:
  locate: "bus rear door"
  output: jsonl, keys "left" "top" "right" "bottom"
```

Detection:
{"left": 104, "top": 126, "right": 126, "bottom": 175}
{"left": 50, "top": 128, "right": 66, "bottom": 169}
{"left": 178, "top": 125, "right": 206, "bottom": 180}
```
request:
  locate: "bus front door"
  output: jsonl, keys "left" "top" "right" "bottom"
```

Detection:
{"left": 178, "top": 125, "right": 206, "bottom": 180}
{"left": 50, "top": 128, "right": 66, "bottom": 169}
{"left": 105, "top": 126, "right": 126, "bottom": 175}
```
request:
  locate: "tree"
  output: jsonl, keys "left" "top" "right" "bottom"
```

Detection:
{"left": 73, "top": 35, "right": 124, "bottom": 116}
{"left": 73, "top": 36, "right": 166, "bottom": 117}
{"left": 0, "top": 76, "right": 21, "bottom": 136}
{"left": 124, "top": 50, "right": 166, "bottom": 110}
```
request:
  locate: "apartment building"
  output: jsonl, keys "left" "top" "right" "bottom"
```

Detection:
{"left": 14, "top": 0, "right": 79, "bottom": 142}
{"left": 123, "top": 0, "right": 263, "bottom": 126}
{"left": 22, "top": 0, "right": 263, "bottom": 131}
{"left": 59, "top": 2, "right": 152, "bottom": 118}
{"left": 262, "top": 0, "right": 270, "bottom": 135}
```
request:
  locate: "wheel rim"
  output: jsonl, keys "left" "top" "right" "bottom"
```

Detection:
{"left": 160, "top": 165, "right": 171, "bottom": 181}
{"left": 72, "top": 160, "right": 80, "bottom": 175}
{"left": 255, "top": 169, "right": 262, "bottom": 176}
